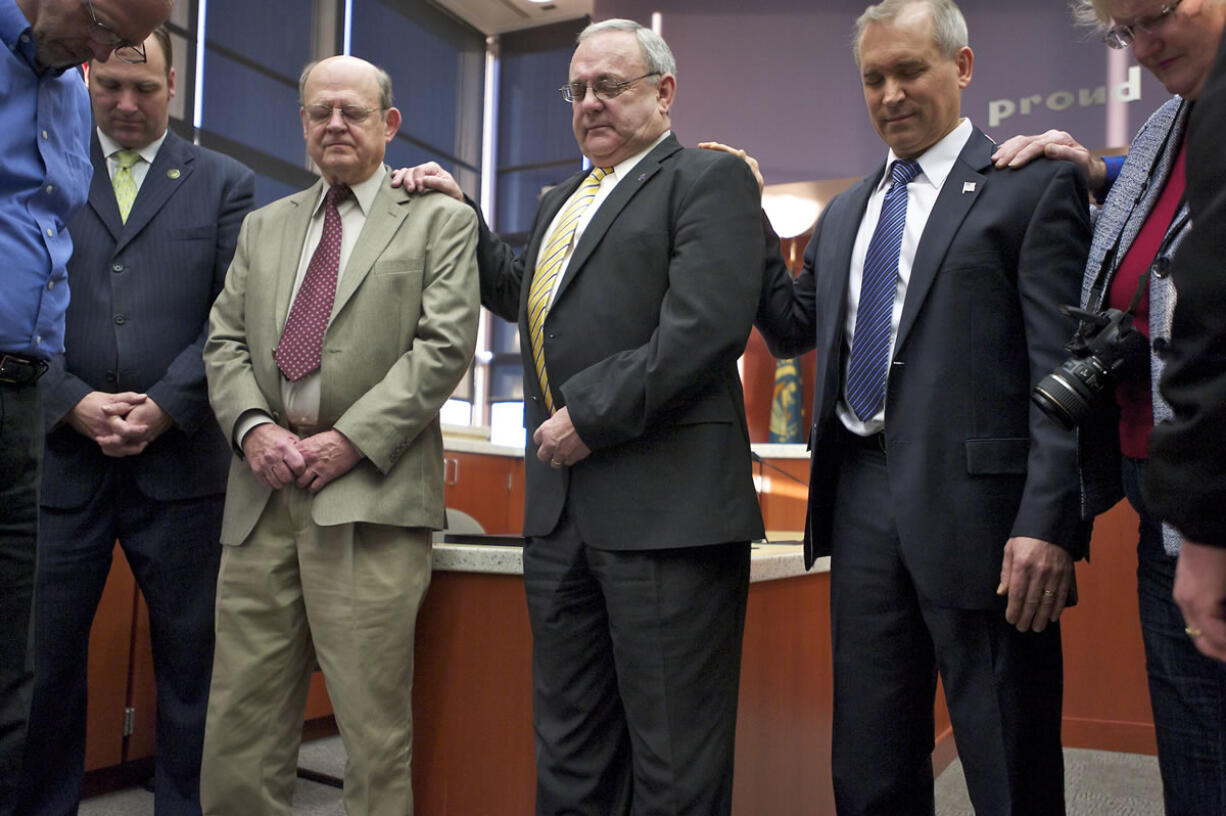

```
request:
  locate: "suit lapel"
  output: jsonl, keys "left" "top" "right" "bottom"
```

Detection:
{"left": 86, "top": 135, "right": 124, "bottom": 242}
{"left": 895, "top": 129, "right": 991, "bottom": 350}
{"left": 552, "top": 135, "right": 683, "bottom": 305}
{"left": 274, "top": 180, "right": 325, "bottom": 334}
{"left": 819, "top": 173, "right": 879, "bottom": 359}
{"left": 518, "top": 173, "right": 585, "bottom": 324}
{"left": 331, "top": 176, "right": 409, "bottom": 320}
{"left": 114, "top": 131, "right": 195, "bottom": 255}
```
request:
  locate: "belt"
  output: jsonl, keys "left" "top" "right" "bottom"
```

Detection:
{"left": 0, "top": 353, "right": 48, "bottom": 387}
{"left": 289, "top": 423, "right": 325, "bottom": 437}
{"left": 840, "top": 426, "right": 887, "bottom": 455}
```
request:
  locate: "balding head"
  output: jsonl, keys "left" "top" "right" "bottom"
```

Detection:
{"left": 299, "top": 56, "right": 402, "bottom": 186}
{"left": 17, "top": 0, "right": 172, "bottom": 71}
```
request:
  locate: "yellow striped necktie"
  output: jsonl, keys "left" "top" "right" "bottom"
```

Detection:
{"left": 526, "top": 166, "right": 611, "bottom": 412}
{"left": 113, "top": 149, "right": 140, "bottom": 223}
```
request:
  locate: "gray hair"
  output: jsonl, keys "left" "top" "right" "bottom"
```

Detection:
{"left": 853, "top": 0, "right": 969, "bottom": 66}
{"left": 578, "top": 18, "right": 677, "bottom": 78}
{"left": 1072, "top": 0, "right": 1226, "bottom": 30}
{"left": 298, "top": 58, "right": 394, "bottom": 110}
{"left": 1071, "top": 0, "right": 1111, "bottom": 28}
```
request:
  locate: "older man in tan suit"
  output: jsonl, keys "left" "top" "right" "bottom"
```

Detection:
{"left": 200, "top": 55, "right": 478, "bottom": 816}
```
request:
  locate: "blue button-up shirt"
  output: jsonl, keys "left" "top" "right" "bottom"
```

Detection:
{"left": 0, "top": 0, "right": 92, "bottom": 359}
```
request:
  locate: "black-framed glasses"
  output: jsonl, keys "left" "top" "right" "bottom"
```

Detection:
{"left": 1104, "top": 0, "right": 1182, "bottom": 49}
{"left": 81, "top": 0, "right": 146, "bottom": 63}
{"left": 304, "top": 104, "right": 380, "bottom": 126}
{"left": 558, "top": 72, "right": 660, "bottom": 103}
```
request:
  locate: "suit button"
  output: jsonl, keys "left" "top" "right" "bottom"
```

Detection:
{"left": 113, "top": 314, "right": 126, "bottom": 325}
{"left": 1151, "top": 257, "right": 1170, "bottom": 279}
{"left": 105, "top": 371, "right": 117, "bottom": 383}
{"left": 111, "top": 263, "right": 123, "bottom": 273}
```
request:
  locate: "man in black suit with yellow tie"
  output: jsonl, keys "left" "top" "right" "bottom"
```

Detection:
{"left": 755, "top": 1, "right": 1089, "bottom": 813}
{"left": 398, "top": 17, "right": 764, "bottom": 816}
{"left": 16, "top": 27, "right": 253, "bottom": 816}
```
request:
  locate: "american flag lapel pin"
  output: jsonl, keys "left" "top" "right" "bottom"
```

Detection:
{"left": 962, "top": 181, "right": 976, "bottom": 194}
{"left": 637, "top": 172, "right": 647, "bottom": 182}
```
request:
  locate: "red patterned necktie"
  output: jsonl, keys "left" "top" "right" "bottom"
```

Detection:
{"left": 275, "top": 185, "right": 351, "bottom": 381}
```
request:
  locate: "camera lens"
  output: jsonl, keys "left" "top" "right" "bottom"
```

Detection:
{"left": 1032, "top": 359, "right": 1101, "bottom": 429}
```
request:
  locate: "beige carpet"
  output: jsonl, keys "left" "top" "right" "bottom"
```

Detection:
{"left": 79, "top": 739, "right": 1163, "bottom": 815}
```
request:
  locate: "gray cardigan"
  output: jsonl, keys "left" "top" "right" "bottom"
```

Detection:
{"left": 1079, "top": 96, "right": 1190, "bottom": 555}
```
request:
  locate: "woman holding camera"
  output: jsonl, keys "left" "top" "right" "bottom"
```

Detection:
{"left": 993, "top": 1, "right": 1226, "bottom": 813}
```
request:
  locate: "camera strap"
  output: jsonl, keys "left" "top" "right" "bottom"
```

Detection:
{"left": 1124, "top": 268, "right": 1149, "bottom": 318}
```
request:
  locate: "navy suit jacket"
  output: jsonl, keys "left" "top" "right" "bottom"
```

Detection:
{"left": 757, "top": 128, "right": 1090, "bottom": 608}
{"left": 40, "top": 129, "right": 255, "bottom": 507}
{"left": 475, "top": 134, "right": 766, "bottom": 550}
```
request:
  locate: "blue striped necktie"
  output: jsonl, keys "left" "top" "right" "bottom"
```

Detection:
{"left": 846, "top": 158, "right": 921, "bottom": 422}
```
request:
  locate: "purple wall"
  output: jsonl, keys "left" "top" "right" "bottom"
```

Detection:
{"left": 592, "top": 0, "right": 1169, "bottom": 184}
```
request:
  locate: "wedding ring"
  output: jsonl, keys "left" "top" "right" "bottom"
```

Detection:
{"left": 1186, "top": 626, "right": 1205, "bottom": 639}
{"left": 550, "top": 459, "right": 564, "bottom": 469}
{"left": 1042, "top": 589, "right": 1055, "bottom": 597}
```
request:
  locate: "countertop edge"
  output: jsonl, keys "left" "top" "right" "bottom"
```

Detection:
{"left": 431, "top": 543, "right": 828, "bottom": 582}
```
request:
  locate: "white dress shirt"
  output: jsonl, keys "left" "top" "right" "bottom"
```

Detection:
{"left": 838, "top": 118, "right": 974, "bottom": 435}
{"left": 98, "top": 127, "right": 167, "bottom": 195}
{"left": 535, "top": 130, "right": 671, "bottom": 310}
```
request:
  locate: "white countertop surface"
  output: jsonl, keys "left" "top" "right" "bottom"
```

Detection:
{"left": 432, "top": 541, "right": 827, "bottom": 582}
{"left": 442, "top": 429, "right": 810, "bottom": 460}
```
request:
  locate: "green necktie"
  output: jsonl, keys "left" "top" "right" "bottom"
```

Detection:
{"left": 526, "top": 166, "right": 611, "bottom": 412}
{"left": 113, "top": 149, "right": 140, "bottom": 223}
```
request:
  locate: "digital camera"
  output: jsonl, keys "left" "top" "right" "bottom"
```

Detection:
{"left": 1031, "top": 305, "right": 1149, "bottom": 430}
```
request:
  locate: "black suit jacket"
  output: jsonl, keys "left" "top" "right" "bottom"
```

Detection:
{"left": 758, "top": 128, "right": 1089, "bottom": 608}
{"left": 476, "top": 134, "right": 766, "bottom": 550}
{"left": 1146, "top": 36, "right": 1226, "bottom": 547}
{"left": 40, "top": 129, "right": 255, "bottom": 507}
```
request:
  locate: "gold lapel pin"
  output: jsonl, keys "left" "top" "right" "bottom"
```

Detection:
{"left": 167, "top": 169, "right": 181, "bottom": 179}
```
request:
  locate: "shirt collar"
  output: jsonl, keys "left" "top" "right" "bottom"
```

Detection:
{"left": 878, "top": 118, "right": 973, "bottom": 193}
{"left": 98, "top": 127, "right": 168, "bottom": 167}
{"left": 606, "top": 129, "right": 671, "bottom": 182}
{"left": 1, "top": 0, "right": 37, "bottom": 69}
{"left": 313, "top": 163, "right": 386, "bottom": 217}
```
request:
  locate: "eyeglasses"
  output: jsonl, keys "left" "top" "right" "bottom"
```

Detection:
{"left": 304, "top": 105, "right": 380, "bottom": 125}
{"left": 558, "top": 72, "right": 660, "bottom": 103}
{"left": 82, "top": 0, "right": 146, "bottom": 63}
{"left": 1103, "top": 0, "right": 1182, "bottom": 49}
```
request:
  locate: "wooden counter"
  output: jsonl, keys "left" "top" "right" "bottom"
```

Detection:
{"left": 81, "top": 441, "right": 1153, "bottom": 815}
{"left": 412, "top": 544, "right": 850, "bottom": 815}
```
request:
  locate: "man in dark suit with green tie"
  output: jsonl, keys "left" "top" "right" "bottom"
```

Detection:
{"left": 17, "top": 27, "right": 253, "bottom": 816}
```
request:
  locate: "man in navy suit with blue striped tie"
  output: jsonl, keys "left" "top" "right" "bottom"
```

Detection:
{"left": 756, "top": 1, "right": 1090, "bottom": 813}
{"left": 15, "top": 26, "right": 254, "bottom": 816}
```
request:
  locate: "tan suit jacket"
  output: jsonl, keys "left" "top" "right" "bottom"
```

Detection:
{"left": 204, "top": 173, "right": 479, "bottom": 545}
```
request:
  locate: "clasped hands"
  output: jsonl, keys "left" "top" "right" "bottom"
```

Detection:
{"left": 70, "top": 391, "right": 173, "bottom": 457}
{"left": 241, "top": 423, "right": 361, "bottom": 493}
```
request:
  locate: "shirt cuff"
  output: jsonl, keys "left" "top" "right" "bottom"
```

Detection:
{"left": 234, "top": 409, "right": 275, "bottom": 451}
{"left": 1096, "top": 155, "right": 1126, "bottom": 203}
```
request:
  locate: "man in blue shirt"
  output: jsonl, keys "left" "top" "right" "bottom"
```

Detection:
{"left": 0, "top": 2, "right": 170, "bottom": 813}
